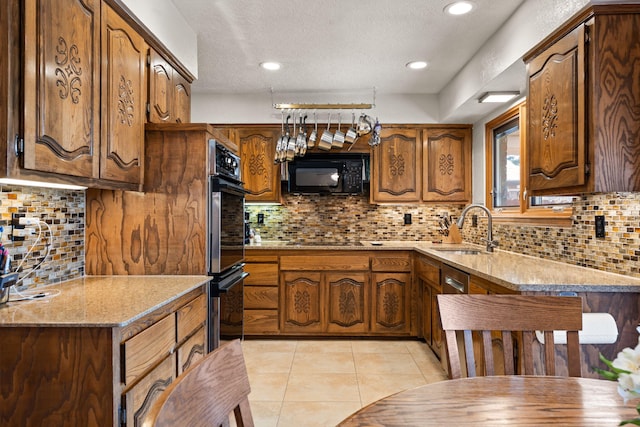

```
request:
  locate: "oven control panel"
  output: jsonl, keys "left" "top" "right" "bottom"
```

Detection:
{"left": 211, "top": 139, "right": 241, "bottom": 181}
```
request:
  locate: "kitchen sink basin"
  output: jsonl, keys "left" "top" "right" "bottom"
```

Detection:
{"left": 434, "top": 248, "right": 483, "bottom": 255}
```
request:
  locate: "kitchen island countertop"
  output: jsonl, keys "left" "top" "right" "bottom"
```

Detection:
{"left": 247, "top": 240, "right": 640, "bottom": 293}
{"left": 0, "top": 275, "right": 211, "bottom": 327}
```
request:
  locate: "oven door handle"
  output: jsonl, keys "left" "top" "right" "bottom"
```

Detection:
{"left": 217, "top": 271, "right": 249, "bottom": 293}
{"left": 210, "top": 177, "right": 247, "bottom": 196}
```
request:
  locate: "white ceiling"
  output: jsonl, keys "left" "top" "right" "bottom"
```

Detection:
{"left": 171, "top": 0, "right": 526, "bottom": 98}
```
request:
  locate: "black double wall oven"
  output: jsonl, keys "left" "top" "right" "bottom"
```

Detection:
{"left": 208, "top": 141, "right": 248, "bottom": 351}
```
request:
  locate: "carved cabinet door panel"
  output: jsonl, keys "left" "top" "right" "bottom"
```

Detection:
{"left": 101, "top": 4, "right": 146, "bottom": 184}
{"left": 527, "top": 24, "right": 586, "bottom": 193}
{"left": 238, "top": 128, "right": 281, "bottom": 203}
{"left": 422, "top": 127, "right": 471, "bottom": 203}
{"left": 173, "top": 70, "right": 191, "bottom": 124}
{"left": 148, "top": 49, "right": 173, "bottom": 123}
{"left": 325, "top": 272, "right": 369, "bottom": 334}
{"left": 371, "top": 272, "right": 411, "bottom": 334}
{"left": 281, "top": 272, "right": 323, "bottom": 333}
{"left": 23, "top": 0, "right": 101, "bottom": 178}
{"left": 124, "top": 354, "right": 176, "bottom": 427}
{"left": 370, "top": 128, "right": 421, "bottom": 203}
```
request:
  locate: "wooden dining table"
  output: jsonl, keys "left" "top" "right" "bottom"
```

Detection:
{"left": 338, "top": 376, "right": 639, "bottom": 426}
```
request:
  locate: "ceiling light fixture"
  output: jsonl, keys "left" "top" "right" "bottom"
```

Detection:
{"left": 478, "top": 91, "right": 520, "bottom": 103}
{"left": 444, "top": 1, "right": 475, "bottom": 16}
{"left": 406, "top": 61, "right": 428, "bottom": 70}
{"left": 260, "top": 62, "right": 281, "bottom": 71}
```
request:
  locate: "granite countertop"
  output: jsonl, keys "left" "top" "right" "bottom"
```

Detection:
{"left": 0, "top": 275, "right": 211, "bottom": 327}
{"left": 247, "top": 240, "right": 640, "bottom": 293}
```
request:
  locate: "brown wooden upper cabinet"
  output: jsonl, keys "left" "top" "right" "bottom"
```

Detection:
{"left": 148, "top": 49, "right": 191, "bottom": 124}
{"left": 524, "top": 5, "right": 640, "bottom": 195}
{"left": 422, "top": 127, "right": 471, "bottom": 203}
{"left": 370, "top": 126, "right": 471, "bottom": 204}
{"left": 370, "top": 128, "right": 422, "bottom": 203}
{"left": 101, "top": 4, "right": 146, "bottom": 185}
{"left": 23, "top": 0, "right": 101, "bottom": 179}
{"left": 237, "top": 127, "right": 282, "bottom": 203}
{"left": 20, "top": 0, "right": 146, "bottom": 188}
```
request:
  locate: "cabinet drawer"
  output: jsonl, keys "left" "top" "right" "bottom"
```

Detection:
{"left": 280, "top": 255, "right": 369, "bottom": 271}
{"left": 177, "top": 326, "right": 206, "bottom": 375}
{"left": 124, "top": 353, "right": 175, "bottom": 427}
{"left": 245, "top": 286, "right": 278, "bottom": 309}
{"left": 176, "top": 294, "right": 207, "bottom": 343}
{"left": 371, "top": 256, "right": 411, "bottom": 272}
{"left": 245, "top": 263, "right": 279, "bottom": 286}
{"left": 245, "top": 310, "right": 279, "bottom": 334}
{"left": 123, "top": 314, "right": 175, "bottom": 385}
{"left": 415, "top": 255, "right": 440, "bottom": 285}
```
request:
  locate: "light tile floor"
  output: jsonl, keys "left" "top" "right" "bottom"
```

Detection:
{"left": 240, "top": 339, "right": 448, "bottom": 427}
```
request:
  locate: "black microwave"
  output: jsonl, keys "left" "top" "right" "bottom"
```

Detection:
{"left": 287, "top": 154, "right": 368, "bottom": 194}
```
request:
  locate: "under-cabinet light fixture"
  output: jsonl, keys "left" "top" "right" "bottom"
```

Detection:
{"left": 0, "top": 178, "right": 87, "bottom": 190}
{"left": 478, "top": 91, "right": 520, "bottom": 103}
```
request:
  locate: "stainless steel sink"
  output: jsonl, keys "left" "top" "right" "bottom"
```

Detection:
{"left": 434, "top": 248, "right": 483, "bottom": 255}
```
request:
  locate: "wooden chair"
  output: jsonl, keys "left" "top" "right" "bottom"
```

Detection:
{"left": 437, "top": 294, "right": 583, "bottom": 379}
{"left": 143, "top": 339, "right": 254, "bottom": 427}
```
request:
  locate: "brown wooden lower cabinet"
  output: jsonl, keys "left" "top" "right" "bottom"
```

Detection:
{"left": 244, "top": 255, "right": 280, "bottom": 335}
{"left": 277, "top": 251, "right": 411, "bottom": 336}
{"left": 0, "top": 287, "right": 206, "bottom": 426}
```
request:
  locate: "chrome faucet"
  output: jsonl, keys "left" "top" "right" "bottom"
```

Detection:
{"left": 456, "top": 204, "right": 499, "bottom": 252}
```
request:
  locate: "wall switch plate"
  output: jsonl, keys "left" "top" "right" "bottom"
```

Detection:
{"left": 595, "top": 215, "right": 605, "bottom": 238}
{"left": 257, "top": 213, "right": 264, "bottom": 224}
{"left": 404, "top": 213, "right": 412, "bottom": 225}
{"left": 471, "top": 214, "right": 478, "bottom": 227}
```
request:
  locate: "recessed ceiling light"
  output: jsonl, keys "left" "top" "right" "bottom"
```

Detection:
{"left": 260, "top": 62, "right": 281, "bottom": 71}
{"left": 406, "top": 61, "right": 428, "bottom": 70}
{"left": 478, "top": 91, "right": 520, "bottom": 103}
{"left": 444, "top": 1, "right": 475, "bottom": 16}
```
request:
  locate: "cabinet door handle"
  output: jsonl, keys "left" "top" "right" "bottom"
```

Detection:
{"left": 444, "top": 276, "right": 465, "bottom": 293}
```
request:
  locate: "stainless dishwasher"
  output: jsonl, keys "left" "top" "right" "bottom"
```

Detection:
{"left": 442, "top": 264, "right": 469, "bottom": 294}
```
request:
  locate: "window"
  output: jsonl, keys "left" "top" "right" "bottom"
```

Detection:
{"left": 485, "top": 101, "right": 573, "bottom": 224}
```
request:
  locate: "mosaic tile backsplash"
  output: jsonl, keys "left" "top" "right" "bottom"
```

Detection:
{"left": 247, "top": 192, "right": 640, "bottom": 279}
{"left": 0, "top": 185, "right": 84, "bottom": 289}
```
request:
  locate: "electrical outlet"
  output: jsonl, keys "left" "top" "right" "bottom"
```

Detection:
{"left": 471, "top": 214, "right": 478, "bottom": 227}
{"left": 404, "top": 213, "right": 412, "bottom": 225}
{"left": 257, "top": 213, "right": 265, "bottom": 224}
{"left": 595, "top": 215, "right": 605, "bottom": 238}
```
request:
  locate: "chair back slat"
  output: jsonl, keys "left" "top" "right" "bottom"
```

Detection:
{"left": 501, "top": 331, "right": 515, "bottom": 375}
{"left": 463, "top": 330, "right": 476, "bottom": 377}
{"left": 438, "top": 294, "right": 583, "bottom": 379}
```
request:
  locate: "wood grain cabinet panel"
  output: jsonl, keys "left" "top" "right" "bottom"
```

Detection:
{"left": 244, "top": 257, "right": 280, "bottom": 334}
{"left": 177, "top": 326, "right": 206, "bottom": 375}
{"left": 370, "top": 128, "right": 421, "bottom": 203}
{"left": 23, "top": 0, "right": 101, "bottom": 179}
{"left": 176, "top": 293, "right": 207, "bottom": 342}
{"left": 326, "top": 272, "right": 369, "bottom": 333}
{"left": 524, "top": 6, "right": 640, "bottom": 195}
{"left": 124, "top": 354, "right": 175, "bottom": 427}
{"left": 371, "top": 272, "right": 411, "bottom": 334}
{"left": 172, "top": 69, "right": 191, "bottom": 123}
{"left": 148, "top": 49, "right": 173, "bottom": 123}
{"left": 101, "top": 4, "right": 146, "bottom": 185}
{"left": 237, "top": 127, "right": 282, "bottom": 203}
{"left": 422, "top": 127, "right": 471, "bottom": 203}
{"left": 122, "top": 313, "right": 175, "bottom": 386}
{"left": 148, "top": 49, "right": 191, "bottom": 124}
{"left": 282, "top": 271, "right": 323, "bottom": 333}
